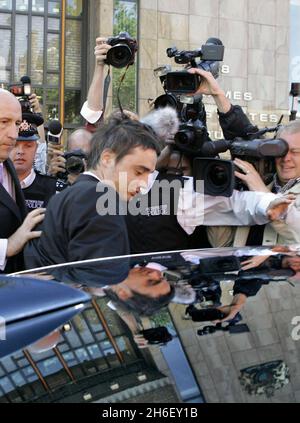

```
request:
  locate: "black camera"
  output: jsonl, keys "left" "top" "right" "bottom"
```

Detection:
{"left": 192, "top": 137, "right": 289, "bottom": 196}
{"left": 105, "top": 32, "right": 138, "bottom": 68}
{"left": 9, "top": 76, "right": 44, "bottom": 127}
{"left": 186, "top": 305, "right": 226, "bottom": 322}
{"left": 65, "top": 150, "right": 86, "bottom": 175}
{"left": 9, "top": 76, "right": 32, "bottom": 114}
{"left": 57, "top": 149, "right": 87, "bottom": 182}
{"left": 164, "top": 38, "right": 224, "bottom": 94}
{"left": 140, "top": 327, "right": 173, "bottom": 345}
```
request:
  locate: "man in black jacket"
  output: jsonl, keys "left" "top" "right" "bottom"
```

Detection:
{"left": 25, "top": 119, "right": 175, "bottom": 315}
{"left": 0, "top": 89, "right": 45, "bottom": 274}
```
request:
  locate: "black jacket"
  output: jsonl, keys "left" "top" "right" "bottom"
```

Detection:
{"left": 0, "top": 159, "right": 27, "bottom": 274}
{"left": 25, "top": 174, "right": 130, "bottom": 286}
{"left": 218, "top": 105, "right": 259, "bottom": 140}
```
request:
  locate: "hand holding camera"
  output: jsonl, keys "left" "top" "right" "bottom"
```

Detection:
{"left": 188, "top": 67, "right": 224, "bottom": 97}
{"left": 95, "top": 37, "right": 112, "bottom": 66}
{"left": 234, "top": 158, "right": 270, "bottom": 192}
{"left": 28, "top": 93, "right": 42, "bottom": 114}
{"left": 48, "top": 146, "right": 66, "bottom": 177}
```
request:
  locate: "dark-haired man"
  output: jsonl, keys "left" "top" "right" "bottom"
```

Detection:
{"left": 25, "top": 119, "right": 174, "bottom": 315}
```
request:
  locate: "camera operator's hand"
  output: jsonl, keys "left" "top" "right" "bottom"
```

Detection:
{"left": 133, "top": 334, "right": 149, "bottom": 349}
{"left": 213, "top": 305, "right": 241, "bottom": 323}
{"left": 29, "top": 93, "right": 42, "bottom": 114}
{"left": 48, "top": 145, "right": 66, "bottom": 177}
{"left": 282, "top": 256, "right": 300, "bottom": 273}
{"left": 7, "top": 208, "right": 46, "bottom": 258}
{"left": 95, "top": 37, "right": 111, "bottom": 66}
{"left": 234, "top": 158, "right": 271, "bottom": 192}
{"left": 213, "top": 293, "right": 247, "bottom": 323}
{"left": 241, "top": 255, "right": 271, "bottom": 271}
{"left": 267, "top": 194, "right": 296, "bottom": 221}
{"left": 188, "top": 68, "right": 231, "bottom": 113}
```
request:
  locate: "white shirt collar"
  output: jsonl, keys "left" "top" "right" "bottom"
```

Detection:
{"left": 20, "top": 168, "right": 36, "bottom": 189}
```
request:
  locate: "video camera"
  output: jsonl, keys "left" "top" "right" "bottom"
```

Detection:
{"left": 165, "top": 38, "right": 224, "bottom": 94}
{"left": 153, "top": 38, "right": 289, "bottom": 196}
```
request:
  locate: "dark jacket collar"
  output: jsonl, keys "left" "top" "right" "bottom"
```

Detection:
{"left": 0, "top": 159, "right": 27, "bottom": 222}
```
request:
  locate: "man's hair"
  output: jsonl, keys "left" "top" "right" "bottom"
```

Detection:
{"left": 277, "top": 120, "right": 300, "bottom": 138}
{"left": 103, "top": 285, "right": 175, "bottom": 317}
{"left": 87, "top": 118, "right": 160, "bottom": 170}
{"left": 67, "top": 127, "right": 92, "bottom": 151}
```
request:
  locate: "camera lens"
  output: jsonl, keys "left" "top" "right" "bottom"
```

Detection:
{"left": 175, "top": 130, "right": 194, "bottom": 146}
{"left": 106, "top": 44, "right": 133, "bottom": 69}
{"left": 207, "top": 164, "right": 228, "bottom": 188}
{"left": 154, "top": 94, "right": 177, "bottom": 109}
{"left": 66, "top": 156, "right": 85, "bottom": 175}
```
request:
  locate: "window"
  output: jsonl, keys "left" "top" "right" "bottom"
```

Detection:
{"left": 0, "top": 0, "right": 86, "bottom": 128}
{"left": 112, "top": 0, "right": 138, "bottom": 113}
{"left": 290, "top": 0, "right": 300, "bottom": 114}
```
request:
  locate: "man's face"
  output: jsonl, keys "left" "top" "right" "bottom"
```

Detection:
{"left": 276, "top": 132, "right": 300, "bottom": 184}
{"left": 126, "top": 268, "right": 171, "bottom": 299}
{"left": 0, "top": 96, "right": 22, "bottom": 162}
{"left": 10, "top": 141, "right": 38, "bottom": 176}
{"left": 107, "top": 146, "right": 157, "bottom": 201}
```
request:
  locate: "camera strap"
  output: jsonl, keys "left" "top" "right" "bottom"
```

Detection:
{"left": 101, "top": 68, "right": 111, "bottom": 120}
{"left": 116, "top": 64, "right": 131, "bottom": 117}
{"left": 102, "top": 64, "right": 131, "bottom": 119}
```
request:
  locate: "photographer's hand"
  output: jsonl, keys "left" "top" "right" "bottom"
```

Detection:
{"left": 95, "top": 37, "right": 111, "bottom": 66}
{"left": 29, "top": 93, "right": 42, "bottom": 114}
{"left": 188, "top": 68, "right": 231, "bottom": 113}
{"left": 48, "top": 145, "right": 66, "bottom": 177}
{"left": 234, "top": 158, "right": 271, "bottom": 192}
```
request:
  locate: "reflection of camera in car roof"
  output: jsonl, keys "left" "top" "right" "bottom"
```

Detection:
{"left": 105, "top": 31, "right": 138, "bottom": 69}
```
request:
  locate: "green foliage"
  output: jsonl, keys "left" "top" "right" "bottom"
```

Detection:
{"left": 150, "top": 310, "right": 173, "bottom": 328}
{"left": 112, "top": 0, "right": 138, "bottom": 112}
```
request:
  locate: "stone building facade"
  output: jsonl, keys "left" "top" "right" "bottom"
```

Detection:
{"left": 88, "top": 0, "right": 292, "bottom": 134}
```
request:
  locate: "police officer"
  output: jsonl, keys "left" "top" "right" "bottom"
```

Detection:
{"left": 9, "top": 115, "right": 65, "bottom": 211}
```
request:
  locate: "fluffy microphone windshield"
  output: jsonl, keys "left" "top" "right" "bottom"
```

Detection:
{"left": 141, "top": 107, "right": 179, "bottom": 148}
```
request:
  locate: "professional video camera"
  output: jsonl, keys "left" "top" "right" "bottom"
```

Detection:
{"left": 153, "top": 38, "right": 224, "bottom": 180}
{"left": 9, "top": 76, "right": 44, "bottom": 126}
{"left": 153, "top": 38, "right": 290, "bottom": 196}
{"left": 192, "top": 127, "right": 289, "bottom": 196}
{"left": 105, "top": 31, "right": 138, "bottom": 68}
{"left": 156, "top": 38, "right": 224, "bottom": 95}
